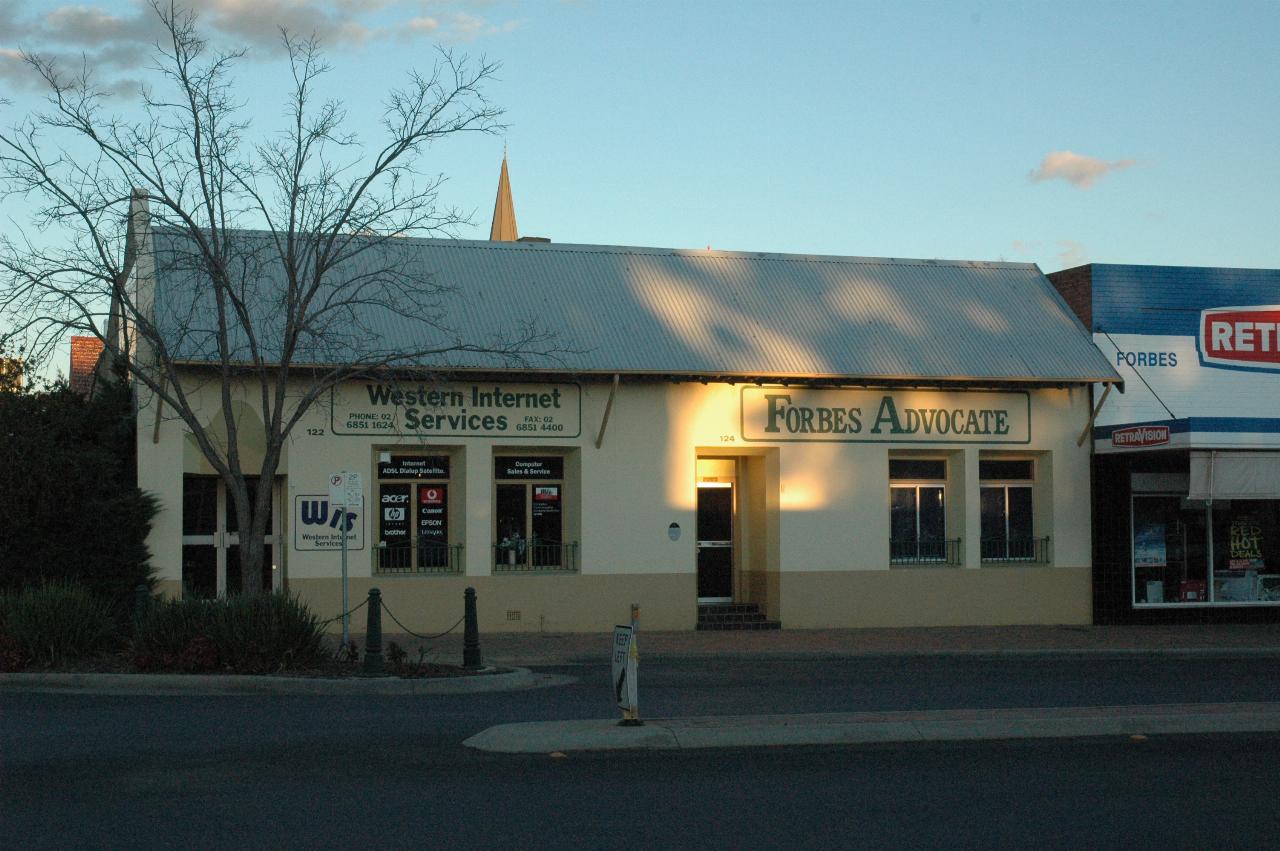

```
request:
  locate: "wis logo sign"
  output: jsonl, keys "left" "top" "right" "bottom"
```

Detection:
{"left": 294, "top": 496, "right": 363, "bottom": 551}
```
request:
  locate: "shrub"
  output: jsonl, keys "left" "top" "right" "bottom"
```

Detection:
{"left": 132, "top": 592, "right": 327, "bottom": 674}
{"left": 0, "top": 583, "right": 118, "bottom": 667}
{"left": 208, "top": 593, "right": 328, "bottom": 673}
{"left": 130, "top": 597, "right": 219, "bottom": 672}
{"left": 0, "top": 374, "right": 157, "bottom": 613}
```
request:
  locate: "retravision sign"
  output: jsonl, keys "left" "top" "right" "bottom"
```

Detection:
{"left": 741, "top": 387, "right": 1030, "bottom": 443}
{"left": 330, "top": 382, "right": 581, "bottom": 437}
{"left": 1199, "top": 305, "right": 1280, "bottom": 373}
{"left": 1111, "top": 424, "right": 1170, "bottom": 448}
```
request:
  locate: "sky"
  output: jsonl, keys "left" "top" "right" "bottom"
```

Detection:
{"left": 2, "top": 0, "right": 1279, "bottom": 278}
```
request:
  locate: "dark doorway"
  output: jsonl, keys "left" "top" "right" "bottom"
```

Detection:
{"left": 697, "top": 484, "right": 734, "bottom": 601}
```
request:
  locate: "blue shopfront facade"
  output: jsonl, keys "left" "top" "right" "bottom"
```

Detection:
{"left": 1049, "top": 264, "right": 1280, "bottom": 623}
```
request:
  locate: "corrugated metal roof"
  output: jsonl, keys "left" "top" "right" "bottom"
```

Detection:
{"left": 151, "top": 230, "right": 1120, "bottom": 384}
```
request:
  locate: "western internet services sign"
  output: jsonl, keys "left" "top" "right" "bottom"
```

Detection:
{"left": 741, "top": 388, "right": 1031, "bottom": 444}
{"left": 330, "top": 382, "right": 582, "bottom": 438}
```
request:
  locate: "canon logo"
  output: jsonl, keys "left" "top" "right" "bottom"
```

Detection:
{"left": 1199, "top": 305, "right": 1280, "bottom": 371}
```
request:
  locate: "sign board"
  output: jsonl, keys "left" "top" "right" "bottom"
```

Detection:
{"left": 330, "top": 382, "right": 581, "bottom": 438}
{"left": 611, "top": 625, "right": 638, "bottom": 712}
{"left": 379, "top": 483, "right": 411, "bottom": 547}
{"left": 1228, "top": 518, "right": 1265, "bottom": 571}
{"left": 1112, "top": 425, "right": 1170, "bottom": 448}
{"left": 328, "top": 471, "right": 362, "bottom": 508}
{"left": 294, "top": 496, "right": 364, "bottom": 551}
{"left": 1198, "top": 305, "right": 1280, "bottom": 373}
{"left": 378, "top": 456, "right": 450, "bottom": 479}
{"left": 741, "top": 387, "right": 1031, "bottom": 444}
{"left": 495, "top": 456, "right": 564, "bottom": 480}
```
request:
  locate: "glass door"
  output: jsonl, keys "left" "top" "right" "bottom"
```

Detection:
{"left": 182, "top": 476, "right": 281, "bottom": 596}
{"left": 696, "top": 483, "right": 734, "bottom": 602}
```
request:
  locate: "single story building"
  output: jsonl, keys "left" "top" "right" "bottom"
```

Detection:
{"left": 128, "top": 207, "right": 1121, "bottom": 632}
{"left": 1049, "top": 263, "right": 1280, "bottom": 623}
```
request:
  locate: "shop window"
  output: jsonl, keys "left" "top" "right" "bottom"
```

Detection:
{"left": 375, "top": 454, "right": 459, "bottom": 574}
{"left": 980, "top": 460, "right": 1046, "bottom": 562}
{"left": 1132, "top": 496, "right": 1280, "bottom": 605}
{"left": 1214, "top": 502, "right": 1280, "bottom": 602}
{"left": 494, "top": 455, "right": 576, "bottom": 572}
{"left": 889, "top": 459, "right": 956, "bottom": 564}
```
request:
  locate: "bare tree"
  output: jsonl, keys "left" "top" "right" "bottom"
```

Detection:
{"left": 0, "top": 2, "right": 551, "bottom": 593}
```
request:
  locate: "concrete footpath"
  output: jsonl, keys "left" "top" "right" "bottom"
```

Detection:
{"left": 9, "top": 624, "right": 1280, "bottom": 751}
{"left": 0, "top": 667, "right": 568, "bottom": 696}
{"left": 464, "top": 702, "right": 1280, "bottom": 753}
{"left": 441, "top": 624, "right": 1280, "bottom": 754}
{"left": 401, "top": 622, "right": 1280, "bottom": 667}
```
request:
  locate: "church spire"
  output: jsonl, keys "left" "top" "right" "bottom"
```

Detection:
{"left": 489, "top": 149, "right": 518, "bottom": 242}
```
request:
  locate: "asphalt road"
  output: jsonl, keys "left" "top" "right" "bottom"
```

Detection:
{"left": 5, "top": 655, "right": 1280, "bottom": 849}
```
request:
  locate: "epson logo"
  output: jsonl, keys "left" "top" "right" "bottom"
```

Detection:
{"left": 1199, "top": 305, "right": 1280, "bottom": 372}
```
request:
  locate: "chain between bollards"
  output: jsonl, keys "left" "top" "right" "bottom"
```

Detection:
{"left": 463, "top": 587, "right": 482, "bottom": 669}
{"left": 362, "top": 588, "right": 387, "bottom": 676}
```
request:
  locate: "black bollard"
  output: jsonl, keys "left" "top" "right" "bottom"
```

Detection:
{"left": 133, "top": 583, "right": 150, "bottom": 629}
{"left": 363, "top": 588, "right": 386, "bottom": 676}
{"left": 463, "top": 587, "right": 482, "bottom": 669}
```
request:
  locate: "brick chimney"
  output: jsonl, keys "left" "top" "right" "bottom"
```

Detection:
{"left": 69, "top": 336, "right": 105, "bottom": 396}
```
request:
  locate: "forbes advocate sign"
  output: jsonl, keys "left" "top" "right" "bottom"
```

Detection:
{"left": 294, "top": 496, "right": 364, "bottom": 551}
{"left": 741, "top": 387, "right": 1030, "bottom": 443}
{"left": 329, "top": 382, "right": 581, "bottom": 438}
{"left": 1199, "top": 305, "right": 1280, "bottom": 373}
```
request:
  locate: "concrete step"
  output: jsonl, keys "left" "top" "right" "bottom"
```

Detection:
{"left": 696, "top": 619, "right": 782, "bottom": 631}
{"left": 697, "top": 603, "right": 761, "bottom": 616}
{"left": 696, "top": 603, "right": 781, "bottom": 631}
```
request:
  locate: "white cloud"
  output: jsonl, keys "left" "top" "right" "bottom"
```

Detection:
{"left": 0, "top": 47, "right": 47, "bottom": 91}
{"left": 1009, "top": 238, "right": 1088, "bottom": 271}
{"left": 3, "top": 1, "right": 522, "bottom": 74}
{"left": 1029, "top": 150, "right": 1135, "bottom": 189}
{"left": 1057, "top": 239, "right": 1088, "bottom": 269}
{"left": 404, "top": 16, "right": 441, "bottom": 34}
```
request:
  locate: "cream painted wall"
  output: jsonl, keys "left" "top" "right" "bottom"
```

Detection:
{"left": 139, "top": 374, "right": 1096, "bottom": 630}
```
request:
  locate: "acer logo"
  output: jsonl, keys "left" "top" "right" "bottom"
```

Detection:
{"left": 1199, "top": 305, "right": 1280, "bottom": 371}
{"left": 1111, "top": 425, "right": 1170, "bottom": 448}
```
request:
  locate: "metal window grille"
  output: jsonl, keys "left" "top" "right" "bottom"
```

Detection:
{"left": 890, "top": 538, "right": 962, "bottom": 566}
{"left": 493, "top": 541, "right": 579, "bottom": 573}
{"left": 374, "top": 542, "right": 464, "bottom": 575}
{"left": 980, "top": 535, "right": 1051, "bottom": 564}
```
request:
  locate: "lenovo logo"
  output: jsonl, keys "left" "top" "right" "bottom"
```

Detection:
{"left": 1199, "top": 305, "right": 1280, "bottom": 371}
{"left": 1111, "top": 425, "right": 1170, "bottom": 448}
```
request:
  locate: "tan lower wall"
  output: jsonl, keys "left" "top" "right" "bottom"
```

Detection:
{"left": 289, "top": 573, "right": 696, "bottom": 633}
{"left": 158, "top": 568, "right": 1089, "bottom": 631}
{"left": 780, "top": 566, "right": 1092, "bottom": 628}
{"left": 742, "top": 569, "right": 781, "bottom": 621}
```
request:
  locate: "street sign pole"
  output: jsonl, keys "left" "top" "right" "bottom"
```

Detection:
{"left": 629, "top": 603, "right": 640, "bottom": 723}
{"left": 340, "top": 498, "right": 349, "bottom": 648}
{"left": 330, "top": 471, "right": 362, "bottom": 650}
